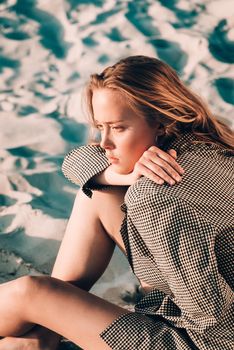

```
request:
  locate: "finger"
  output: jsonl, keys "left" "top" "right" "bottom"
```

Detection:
{"left": 168, "top": 149, "right": 177, "bottom": 159}
{"left": 147, "top": 147, "right": 184, "bottom": 175}
{"left": 137, "top": 163, "right": 165, "bottom": 185}
{"left": 139, "top": 160, "right": 176, "bottom": 186}
{"left": 143, "top": 152, "right": 182, "bottom": 182}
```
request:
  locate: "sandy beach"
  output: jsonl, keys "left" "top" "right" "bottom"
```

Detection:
{"left": 0, "top": 0, "right": 234, "bottom": 348}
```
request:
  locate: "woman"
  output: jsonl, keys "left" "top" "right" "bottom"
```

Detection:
{"left": 0, "top": 55, "right": 233, "bottom": 350}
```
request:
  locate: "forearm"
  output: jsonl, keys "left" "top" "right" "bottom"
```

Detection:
{"left": 91, "top": 165, "right": 133, "bottom": 186}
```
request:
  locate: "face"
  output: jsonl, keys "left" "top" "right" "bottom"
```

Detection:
{"left": 92, "top": 88, "right": 159, "bottom": 174}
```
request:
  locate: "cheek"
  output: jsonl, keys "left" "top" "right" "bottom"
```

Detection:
{"left": 119, "top": 142, "right": 146, "bottom": 173}
{"left": 129, "top": 137, "right": 155, "bottom": 159}
{"left": 115, "top": 130, "right": 156, "bottom": 173}
{"left": 121, "top": 139, "right": 141, "bottom": 160}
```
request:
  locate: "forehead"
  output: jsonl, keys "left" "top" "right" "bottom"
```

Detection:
{"left": 92, "top": 88, "right": 134, "bottom": 123}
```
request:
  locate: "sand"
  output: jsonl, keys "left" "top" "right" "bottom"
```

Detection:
{"left": 0, "top": 0, "right": 234, "bottom": 348}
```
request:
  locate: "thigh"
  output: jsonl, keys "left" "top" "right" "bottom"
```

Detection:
{"left": 23, "top": 276, "right": 130, "bottom": 350}
{"left": 94, "top": 187, "right": 128, "bottom": 254}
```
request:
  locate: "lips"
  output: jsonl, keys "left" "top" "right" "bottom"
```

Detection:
{"left": 106, "top": 154, "right": 118, "bottom": 160}
{"left": 107, "top": 155, "right": 119, "bottom": 163}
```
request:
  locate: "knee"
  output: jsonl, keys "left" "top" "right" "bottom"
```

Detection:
{"left": 0, "top": 275, "right": 38, "bottom": 317}
{"left": 11, "top": 275, "right": 55, "bottom": 301}
{"left": 11, "top": 275, "right": 39, "bottom": 301}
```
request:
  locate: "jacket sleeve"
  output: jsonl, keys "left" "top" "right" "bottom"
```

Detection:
{"left": 127, "top": 192, "right": 233, "bottom": 333}
{"left": 62, "top": 144, "right": 110, "bottom": 198}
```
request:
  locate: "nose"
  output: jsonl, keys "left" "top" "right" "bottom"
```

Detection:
{"left": 100, "top": 130, "right": 114, "bottom": 150}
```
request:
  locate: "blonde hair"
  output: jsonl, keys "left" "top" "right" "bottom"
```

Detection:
{"left": 85, "top": 55, "right": 234, "bottom": 151}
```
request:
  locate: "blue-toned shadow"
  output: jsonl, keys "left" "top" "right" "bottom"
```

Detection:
{"left": 12, "top": 0, "right": 71, "bottom": 59}
{"left": 209, "top": 19, "right": 234, "bottom": 64}
{"left": 149, "top": 38, "right": 188, "bottom": 74}
{"left": 215, "top": 78, "right": 234, "bottom": 105}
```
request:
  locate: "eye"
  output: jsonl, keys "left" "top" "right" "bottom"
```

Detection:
{"left": 112, "top": 126, "right": 125, "bottom": 132}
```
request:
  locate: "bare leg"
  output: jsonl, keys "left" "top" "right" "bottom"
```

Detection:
{"left": 0, "top": 187, "right": 128, "bottom": 349}
{"left": 0, "top": 275, "right": 130, "bottom": 349}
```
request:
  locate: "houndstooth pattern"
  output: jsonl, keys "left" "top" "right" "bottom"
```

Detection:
{"left": 62, "top": 132, "right": 234, "bottom": 350}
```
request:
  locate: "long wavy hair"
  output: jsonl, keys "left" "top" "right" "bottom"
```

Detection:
{"left": 85, "top": 55, "right": 234, "bottom": 152}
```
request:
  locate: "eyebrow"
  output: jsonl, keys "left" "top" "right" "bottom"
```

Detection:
{"left": 94, "top": 119, "right": 125, "bottom": 124}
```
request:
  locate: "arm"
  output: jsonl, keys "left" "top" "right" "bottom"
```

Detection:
{"left": 62, "top": 144, "right": 110, "bottom": 197}
{"left": 62, "top": 145, "right": 184, "bottom": 195}
{"left": 91, "top": 165, "right": 134, "bottom": 186}
{"left": 94, "top": 147, "right": 184, "bottom": 186}
{"left": 128, "top": 193, "right": 233, "bottom": 332}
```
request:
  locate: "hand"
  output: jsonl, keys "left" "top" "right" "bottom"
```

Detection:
{"left": 128, "top": 146, "right": 184, "bottom": 186}
{"left": 0, "top": 325, "right": 61, "bottom": 350}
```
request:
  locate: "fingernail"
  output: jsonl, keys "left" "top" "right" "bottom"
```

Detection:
{"left": 175, "top": 176, "right": 181, "bottom": 181}
{"left": 170, "top": 180, "right": 175, "bottom": 185}
{"left": 158, "top": 179, "right": 164, "bottom": 184}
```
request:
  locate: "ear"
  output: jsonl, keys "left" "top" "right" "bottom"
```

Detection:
{"left": 154, "top": 122, "right": 165, "bottom": 136}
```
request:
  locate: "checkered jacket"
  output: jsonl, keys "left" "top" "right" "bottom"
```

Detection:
{"left": 62, "top": 132, "right": 234, "bottom": 350}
